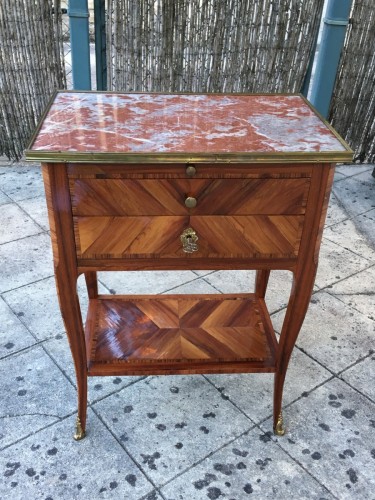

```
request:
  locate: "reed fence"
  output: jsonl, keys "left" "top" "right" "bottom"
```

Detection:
{"left": 0, "top": 0, "right": 66, "bottom": 161}
{"left": 329, "top": 0, "right": 375, "bottom": 163}
{"left": 106, "top": 0, "right": 324, "bottom": 93}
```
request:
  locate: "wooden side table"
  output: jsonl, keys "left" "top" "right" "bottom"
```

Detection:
{"left": 26, "top": 92, "right": 352, "bottom": 440}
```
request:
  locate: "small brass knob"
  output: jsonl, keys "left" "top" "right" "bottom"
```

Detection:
{"left": 186, "top": 164, "right": 196, "bottom": 176}
{"left": 185, "top": 196, "right": 197, "bottom": 208}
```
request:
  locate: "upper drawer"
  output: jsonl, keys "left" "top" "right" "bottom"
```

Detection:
{"left": 70, "top": 178, "right": 310, "bottom": 216}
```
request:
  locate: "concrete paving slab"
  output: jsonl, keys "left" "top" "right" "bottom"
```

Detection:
{"left": 336, "top": 164, "right": 372, "bottom": 177}
{"left": 334, "top": 171, "right": 346, "bottom": 182}
{"left": 315, "top": 238, "right": 371, "bottom": 289}
{"left": 0, "top": 233, "right": 53, "bottom": 293}
{"left": 3, "top": 276, "right": 85, "bottom": 340}
{"left": 0, "top": 346, "right": 77, "bottom": 449}
{"left": 0, "top": 188, "right": 12, "bottom": 206}
{"left": 0, "top": 410, "right": 155, "bottom": 500}
{"left": 43, "top": 333, "right": 143, "bottom": 403}
{"left": 328, "top": 265, "right": 375, "bottom": 320}
{"left": 161, "top": 426, "right": 335, "bottom": 500}
{"left": 93, "top": 375, "right": 252, "bottom": 486}
{"left": 341, "top": 354, "right": 375, "bottom": 401}
{"left": 354, "top": 208, "right": 375, "bottom": 249}
{"left": 98, "top": 270, "right": 204, "bottom": 295}
{"left": 272, "top": 292, "right": 375, "bottom": 374}
{"left": 324, "top": 217, "right": 375, "bottom": 262}
{"left": 0, "top": 165, "right": 45, "bottom": 202}
{"left": 206, "top": 346, "right": 332, "bottom": 423}
{"left": 349, "top": 168, "right": 375, "bottom": 183}
{"left": 0, "top": 297, "right": 37, "bottom": 359}
{"left": 162, "top": 276, "right": 218, "bottom": 294}
{"left": 262, "top": 378, "right": 375, "bottom": 500}
{"left": 333, "top": 172, "right": 375, "bottom": 217}
{"left": 0, "top": 203, "right": 43, "bottom": 245}
{"left": 325, "top": 192, "right": 349, "bottom": 227}
{"left": 18, "top": 195, "right": 49, "bottom": 231}
{"left": 202, "top": 270, "right": 294, "bottom": 314}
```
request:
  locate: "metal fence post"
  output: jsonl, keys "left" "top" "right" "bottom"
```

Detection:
{"left": 308, "top": 0, "right": 352, "bottom": 117}
{"left": 94, "top": 0, "right": 107, "bottom": 90}
{"left": 69, "top": 0, "right": 91, "bottom": 90}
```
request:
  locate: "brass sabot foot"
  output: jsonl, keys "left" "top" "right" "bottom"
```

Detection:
{"left": 73, "top": 416, "right": 86, "bottom": 441}
{"left": 274, "top": 412, "right": 285, "bottom": 436}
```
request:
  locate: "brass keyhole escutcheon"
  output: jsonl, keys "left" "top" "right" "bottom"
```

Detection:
{"left": 180, "top": 227, "right": 199, "bottom": 253}
{"left": 185, "top": 196, "right": 197, "bottom": 208}
{"left": 186, "top": 164, "right": 196, "bottom": 176}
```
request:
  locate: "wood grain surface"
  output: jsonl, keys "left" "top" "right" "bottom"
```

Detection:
{"left": 86, "top": 294, "right": 277, "bottom": 375}
{"left": 74, "top": 215, "right": 304, "bottom": 259}
{"left": 70, "top": 178, "right": 310, "bottom": 215}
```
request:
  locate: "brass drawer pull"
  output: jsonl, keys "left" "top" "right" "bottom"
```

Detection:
{"left": 186, "top": 164, "right": 196, "bottom": 176}
{"left": 181, "top": 227, "right": 199, "bottom": 253}
{"left": 185, "top": 196, "right": 197, "bottom": 208}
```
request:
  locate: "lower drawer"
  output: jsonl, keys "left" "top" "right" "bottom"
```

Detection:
{"left": 74, "top": 215, "right": 303, "bottom": 260}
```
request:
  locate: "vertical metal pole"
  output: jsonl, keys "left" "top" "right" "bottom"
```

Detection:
{"left": 94, "top": 0, "right": 107, "bottom": 90}
{"left": 69, "top": 0, "right": 91, "bottom": 90}
{"left": 308, "top": 0, "right": 352, "bottom": 117}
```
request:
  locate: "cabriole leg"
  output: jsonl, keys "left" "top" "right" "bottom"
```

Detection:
{"left": 273, "top": 265, "right": 317, "bottom": 435}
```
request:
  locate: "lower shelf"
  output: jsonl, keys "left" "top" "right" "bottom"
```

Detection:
{"left": 85, "top": 293, "right": 278, "bottom": 376}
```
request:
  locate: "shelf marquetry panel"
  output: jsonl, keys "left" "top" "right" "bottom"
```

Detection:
{"left": 86, "top": 294, "right": 277, "bottom": 375}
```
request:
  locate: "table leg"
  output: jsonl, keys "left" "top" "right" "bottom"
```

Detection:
{"left": 55, "top": 273, "right": 88, "bottom": 440}
{"left": 85, "top": 271, "right": 98, "bottom": 299}
{"left": 255, "top": 269, "right": 270, "bottom": 298}
{"left": 42, "top": 163, "right": 88, "bottom": 440}
{"left": 273, "top": 264, "right": 317, "bottom": 435}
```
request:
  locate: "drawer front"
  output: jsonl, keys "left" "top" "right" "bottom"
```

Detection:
{"left": 70, "top": 178, "right": 310, "bottom": 216}
{"left": 74, "top": 215, "right": 303, "bottom": 260}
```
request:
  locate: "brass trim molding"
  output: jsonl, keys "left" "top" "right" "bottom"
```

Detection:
{"left": 25, "top": 150, "right": 353, "bottom": 163}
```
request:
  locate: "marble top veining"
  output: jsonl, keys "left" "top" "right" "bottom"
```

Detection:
{"left": 27, "top": 92, "right": 352, "bottom": 162}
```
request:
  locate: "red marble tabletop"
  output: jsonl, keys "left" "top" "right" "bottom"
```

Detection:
{"left": 26, "top": 92, "right": 352, "bottom": 162}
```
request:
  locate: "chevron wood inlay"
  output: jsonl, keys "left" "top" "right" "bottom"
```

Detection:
{"left": 70, "top": 178, "right": 309, "bottom": 216}
{"left": 74, "top": 215, "right": 303, "bottom": 259}
{"left": 86, "top": 294, "right": 277, "bottom": 374}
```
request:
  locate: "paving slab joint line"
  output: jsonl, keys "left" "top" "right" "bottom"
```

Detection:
{"left": 0, "top": 410, "right": 79, "bottom": 452}
{"left": 154, "top": 424, "right": 256, "bottom": 491}
{"left": 253, "top": 375, "right": 336, "bottom": 431}
{"left": 323, "top": 235, "right": 375, "bottom": 263}
{"left": 87, "top": 375, "right": 147, "bottom": 405}
{"left": 90, "top": 405, "right": 161, "bottom": 492}
{"left": 159, "top": 273, "right": 218, "bottom": 295}
{"left": 336, "top": 376, "right": 375, "bottom": 406}
{"left": 13, "top": 197, "right": 49, "bottom": 233}
{"left": 139, "top": 489, "right": 167, "bottom": 500}
{"left": 0, "top": 273, "right": 55, "bottom": 295}
{"left": 0, "top": 342, "right": 47, "bottom": 363}
{"left": 256, "top": 419, "right": 340, "bottom": 500}
{"left": 201, "top": 275, "right": 224, "bottom": 294}
{"left": 0, "top": 229, "right": 48, "bottom": 247}
{"left": 202, "top": 373, "right": 259, "bottom": 424}
{"left": 314, "top": 262, "right": 375, "bottom": 294}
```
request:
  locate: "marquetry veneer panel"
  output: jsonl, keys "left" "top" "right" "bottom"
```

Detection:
{"left": 86, "top": 294, "right": 277, "bottom": 375}
{"left": 70, "top": 178, "right": 310, "bottom": 216}
{"left": 74, "top": 215, "right": 304, "bottom": 259}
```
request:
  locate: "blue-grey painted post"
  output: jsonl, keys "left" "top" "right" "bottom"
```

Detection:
{"left": 308, "top": 0, "right": 352, "bottom": 117}
{"left": 94, "top": 0, "right": 107, "bottom": 90}
{"left": 69, "top": 0, "right": 91, "bottom": 90}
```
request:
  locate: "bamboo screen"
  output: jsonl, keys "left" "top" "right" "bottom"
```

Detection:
{"left": 107, "top": 0, "right": 324, "bottom": 93}
{"left": 329, "top": 0, "right": 375, "bottom": 163}
{"left": 0, "top": 0, "right": 66, "bottom": 161}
